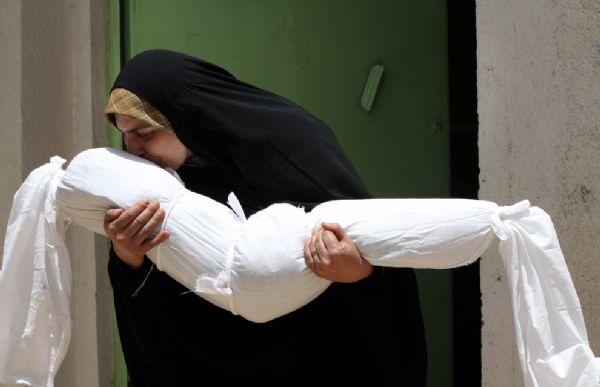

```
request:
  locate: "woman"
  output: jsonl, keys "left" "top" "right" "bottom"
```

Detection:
{"left": 103, "top": 49, "right": 426, "bottom": 386}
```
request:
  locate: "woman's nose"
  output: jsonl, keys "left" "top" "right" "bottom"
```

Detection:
{"left": 123, "top": 133, "right": 144, "bottom": 155}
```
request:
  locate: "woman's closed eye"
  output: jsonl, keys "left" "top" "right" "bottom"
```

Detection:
{"left": 122, "top": 126, "right": 157, "bottom": 139}
{"left": 135, "top": 128, "right": 156, "bottom": 138}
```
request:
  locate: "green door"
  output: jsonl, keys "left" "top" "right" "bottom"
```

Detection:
{"left": 109, "top": 1, "right": 451, "bottom": 386}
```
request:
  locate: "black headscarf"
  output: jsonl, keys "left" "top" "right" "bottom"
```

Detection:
{"left": 108, "top": 49, "right": 426, "bottom": 387}
{"left": 111, "top": 49, "right": 370, "bottom": 213}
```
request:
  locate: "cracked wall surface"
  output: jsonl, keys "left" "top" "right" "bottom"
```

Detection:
{"left": 477, "top": 0, "right": 600, "bottom": 385}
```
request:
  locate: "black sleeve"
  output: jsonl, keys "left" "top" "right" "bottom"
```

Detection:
{"left": 107, "top": 247, "right": 155, "bottom": 297}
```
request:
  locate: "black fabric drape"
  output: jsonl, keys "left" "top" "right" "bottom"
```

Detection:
{"left": 108, "top": 49, "right": 426, "bottom": 386}
{"left": 110, "top": 49, "right": 369, "bottom": 209}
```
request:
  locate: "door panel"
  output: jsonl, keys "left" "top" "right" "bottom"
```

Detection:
{"left": 120, "top": 2, "right": 451, "bottom": 386}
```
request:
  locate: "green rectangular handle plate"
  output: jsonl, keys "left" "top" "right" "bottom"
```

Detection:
{"left": 361, "top": 64, "right": 384, "bottom": 112}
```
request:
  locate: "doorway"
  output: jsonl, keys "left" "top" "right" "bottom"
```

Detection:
{"left": 106, "top": 1, "right": 481, "bottom": 386}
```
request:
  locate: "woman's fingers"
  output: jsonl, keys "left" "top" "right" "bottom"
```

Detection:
{"left": 145, "top": 230, "right": 170, "bottom": 251}
{"left": 313, "top": 231, "right": 330, "bottom": 265}
{"left": 305, "top": 227, "right": 330, "bottom": 277}
{"left": 104, "top": 208, "right": 124, "bottom": 236}
{"left": 128, "top": 201, "right": 163, "bottom": 242}
{"left": 107, "top": 199, "right": 149, "bottom": 235}
{"left": 103, "top": 199, "right": 169, "bottom": 269}
{"left": 303, "top": 237, "right": 316, "bottom": 270}
{"left": 107, "top": 199, "right": 160, "bottom": 242}
{"left": 305, "top": 222, "right": 372, "bottom": 282}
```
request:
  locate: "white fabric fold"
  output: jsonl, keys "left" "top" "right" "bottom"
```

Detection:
{"left": 0, "top": 157, "right": 71, "bottom": 387}
{"left": 1, "top": 147, "right": 598, "bottom": 387}
{"left": 498, "top": 206, "right": 600, "bottom": 387}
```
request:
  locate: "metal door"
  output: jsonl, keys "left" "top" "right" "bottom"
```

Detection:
{"left": 109, "top": 1, "right": 451, "bottom": 385}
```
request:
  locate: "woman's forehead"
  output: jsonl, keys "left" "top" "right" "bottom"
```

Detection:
{"left": 114, "top": 114, "right": 153, "bottom": 131}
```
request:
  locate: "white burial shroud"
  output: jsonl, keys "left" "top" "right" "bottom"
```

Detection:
{"left": 0, "top": 147, "right": 599, "bottom": 387}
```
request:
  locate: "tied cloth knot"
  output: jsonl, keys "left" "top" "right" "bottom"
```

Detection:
{"left": 490, "top": 199, "right": 531, "bottom": 240}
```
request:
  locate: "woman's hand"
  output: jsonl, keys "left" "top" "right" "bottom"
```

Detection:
{"left": 103, "top": 199, "right": 170, "bottom": 269}
{"left": 303, "top": 222, "right": 373, "bottom": 283}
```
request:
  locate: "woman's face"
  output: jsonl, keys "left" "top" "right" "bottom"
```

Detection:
{"left": 114, "top": 114, "right": 188, "bottom": 170}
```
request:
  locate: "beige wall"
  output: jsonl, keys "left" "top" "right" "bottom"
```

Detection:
{"left": 477, "top": 0, "right": 600, "bottom": 385}
{"left": 0, "top": 1, "right": 113, "bottom": 386}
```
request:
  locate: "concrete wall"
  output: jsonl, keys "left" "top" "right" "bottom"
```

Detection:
{"left": 477, "top": 0, "right": 600, "bottom": 385}
{"left": 0, "top": 1, "right": 113, "bottom": 386}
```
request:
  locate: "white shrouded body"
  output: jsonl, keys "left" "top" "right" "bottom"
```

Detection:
{"left": 56, "top": 148, "right": 498, "bottom": 321}
{"left": 0, "top": 148, "right": 598, "bottom": 387}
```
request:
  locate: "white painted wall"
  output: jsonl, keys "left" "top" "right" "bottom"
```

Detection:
{"left": 477, "top": 0, "right": 600, "bottom": 385}
{"left": 0, "top": 1, "right": 113, "bottom": 386}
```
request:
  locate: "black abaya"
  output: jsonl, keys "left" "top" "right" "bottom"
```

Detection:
{"left": 108, "top": 49, "right": 426, "bottom": 386}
